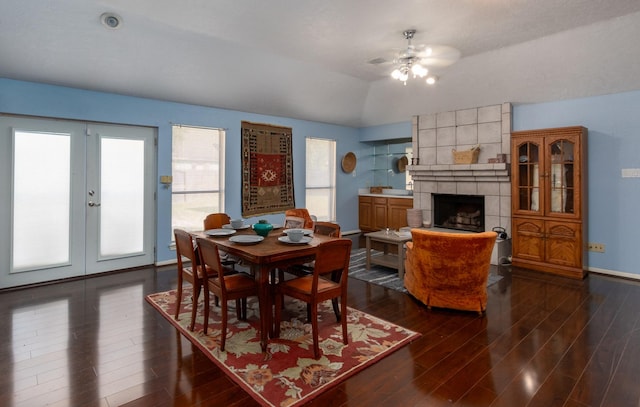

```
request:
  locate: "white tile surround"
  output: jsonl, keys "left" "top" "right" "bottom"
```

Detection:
{"left": 408, "top": 103, "right": 512, "bottom": 236}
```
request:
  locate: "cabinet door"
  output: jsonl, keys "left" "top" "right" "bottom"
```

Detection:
{"left": 373, "top": 198, "right": 388, "bottom": 230}
{"left": 387, "top": 198, "right": 412, "bottom": 230}
{"left": 512, "top": 136, "right": 545, "bottom": 215}
{"left": 545, "top": 220, "right": 582, "bottom": 268}
{"left": 358, "top": 197, "right": 373, "bottom": 231}
{"left": 544, "top": 135, "right": 581, "bottom": 219}
{"left": 512, "top": 217, "right": 544, "bottom": 263}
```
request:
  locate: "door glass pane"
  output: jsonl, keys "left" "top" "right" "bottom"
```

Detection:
{"left": 12, "top": 131, "right": 71, "bottom": 270}
{"left": 516, "top": 142, "right": 539, "bottom": 212}
{"left": 550, "top": 140, "right": 574, "bottom": 213}
{"left": 100, "top": 138, "right": 144, "bottom": 256}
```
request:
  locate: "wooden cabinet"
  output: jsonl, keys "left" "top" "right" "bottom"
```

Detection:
{"left": 372, "top": 197, "right": 388, "bottom": 230}
{"left": 511, "top": 126, "right": 587, "bottom": 278}
{"left": 358, "top": 196, "right": 373, "bottom": 231}
{"left": 359, "top": 196, "right": 413, "bottom": 232}
{"left": 388, "top": 198, "right": 414, "bottom": 230}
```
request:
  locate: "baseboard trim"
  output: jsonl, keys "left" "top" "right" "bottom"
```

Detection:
{"left": 589, "top": 266, "right": 640, "bottom": 281}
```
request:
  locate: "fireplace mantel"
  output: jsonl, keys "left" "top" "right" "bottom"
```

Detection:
{"left": 407, "top": 163, "right": 510, "bottom": 183}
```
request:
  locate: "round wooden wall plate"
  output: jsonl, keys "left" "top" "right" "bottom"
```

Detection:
{"left": 341, "top": 152, "right": 357, "bottom": 173}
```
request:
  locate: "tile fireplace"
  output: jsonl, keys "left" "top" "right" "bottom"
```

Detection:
{"left": 408, "top": 103, "right": 512, "bottom": 236}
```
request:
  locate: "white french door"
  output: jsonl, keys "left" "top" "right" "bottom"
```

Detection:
{"left": 0, "top": 116, "right": 156, "bottom": 288}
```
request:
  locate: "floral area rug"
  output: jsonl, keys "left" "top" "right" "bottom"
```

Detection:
{"left": 145, "top": 287, "right": 420, "bottom": 407}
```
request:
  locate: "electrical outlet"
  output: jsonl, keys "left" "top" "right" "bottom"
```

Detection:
{"left": 588, "top": 242, "right": 605, "bottom": 253}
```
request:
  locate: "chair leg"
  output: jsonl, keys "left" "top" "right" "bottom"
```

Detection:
{"left": 274, "top": 292, "right": 283, "bottom": 338}
{"left": 221, "top": 299, "right": 228, "bottom": 351}
{"left": 340, "top": 295, "right": 348, "bottom": 345}
{"left": 240, "top": 298, "right": 247, "bottom": 320}
{"left": 189, "top": 284, "right": 201, "bottom": 331}
{"left": 174, "top": 283, "right": 183, "bottom": 320}
{"left": 311, "top": 302, "right": 320, "bottom": 359}
{"left": 235, "top": 299, "right": 242, "bottom": 320}
{"left": 203, "top": 289, "right": 211, "bottom": 334}
{"left": 331, "top": 298, "right": 340, "bottom": 322}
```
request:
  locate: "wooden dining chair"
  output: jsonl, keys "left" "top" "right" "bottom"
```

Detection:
{"left": 313, "top": 221, "right": 341, "bottom": 237}
{"left": 203, "top": 212, "right": 238, "bottom": 272}
{"left": 196, "top": 237, "right": 260, "bottom": 351}
{"left": 280, "top": 221, "right": 343, "bottom": 318}
{"left": 284, "top": 208, "right": 315, "bottom": 229}
{"left": 274, "top": 238, "right": 352, "bottom": 359}
{"left": 174, "top": 229, "right": 210, "bottom": 331}
{"left": 284, "top": 221, "right": 342, "bottom": 276}
{"left": 203, "top": 213, "right": 231, "bottom": 230}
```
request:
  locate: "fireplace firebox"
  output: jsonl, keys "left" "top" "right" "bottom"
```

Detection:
{"left": 433, "top": 194, "right": 485, "bottom": 232}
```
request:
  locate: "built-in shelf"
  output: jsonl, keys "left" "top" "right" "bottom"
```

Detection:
{"left": 407, "top": 163, "right": 510, "bottom": 182}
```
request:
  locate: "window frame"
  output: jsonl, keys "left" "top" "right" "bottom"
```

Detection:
{"left": 171, "top": 125, "right": 225, "bottom": 236}
{"left": 304, "top": 137, "right": 336, "bottom": 222}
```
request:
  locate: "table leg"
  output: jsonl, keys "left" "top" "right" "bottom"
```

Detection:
{"left": 256, "top": 265, "right": 271, "bottom": 352}
{"left": 366, "top": 236, "right": 371, "bottom": 269}
{"left": 397, "top": 242, "right": 404, "bottom": 280}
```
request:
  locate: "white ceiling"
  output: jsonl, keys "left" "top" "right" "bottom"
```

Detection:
{"left": 2, "top": 0, "right": 640, "bottom": 127}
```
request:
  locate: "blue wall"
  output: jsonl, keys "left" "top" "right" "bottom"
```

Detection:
{"left": 2, "top": 78, "right": 639, "bottom": 277}
{"left": 0, "top": 78, "right": 366, "bottom": 263}
{"left": 513, "top": 91, "right": 640, "bottom": 278}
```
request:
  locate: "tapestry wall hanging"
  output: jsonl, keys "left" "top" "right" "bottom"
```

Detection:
{"left": 241, "top": 121, "right": 295, "bottom": 217}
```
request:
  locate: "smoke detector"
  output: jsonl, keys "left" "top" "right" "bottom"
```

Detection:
{"left": 100, "top": 13, "right": 122, "bottom": 29}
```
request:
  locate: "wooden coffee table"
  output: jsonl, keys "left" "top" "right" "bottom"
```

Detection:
{"left": 364, "top": 230, "right": 413, "bottom": 279}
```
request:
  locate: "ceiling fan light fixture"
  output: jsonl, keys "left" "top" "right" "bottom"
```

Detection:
{"left": 391, "top": 68, "right": 408, "bottom": 83}
{"left": 390, "top": 29, "right": 458, "bottom": 86}
{"left": 411, "top": 63, "right": 428, "bottom": 78}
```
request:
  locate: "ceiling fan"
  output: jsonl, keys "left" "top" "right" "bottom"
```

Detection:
{"left": 386, "top": 29, "right": 460, "bottom": 85}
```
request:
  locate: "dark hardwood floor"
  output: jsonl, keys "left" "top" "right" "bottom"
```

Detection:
{"left": 1, "top": 237, "right": 640, "bottom": 406}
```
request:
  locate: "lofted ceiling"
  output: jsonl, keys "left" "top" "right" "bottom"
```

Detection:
{"left": 2, "top": 0, "right": 640, "bottom": 127}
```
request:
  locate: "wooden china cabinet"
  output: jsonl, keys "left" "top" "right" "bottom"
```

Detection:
{"left": 510, "top": 126, "right": 588, "bottom": 279}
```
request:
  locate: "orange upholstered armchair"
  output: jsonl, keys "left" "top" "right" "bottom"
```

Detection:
{"left": 404, "top": 229, "right": 497, "bottom": 313}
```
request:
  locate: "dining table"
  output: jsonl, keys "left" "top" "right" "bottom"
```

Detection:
{"left": 194, "top": 225, "right": 335, "bottom": 352}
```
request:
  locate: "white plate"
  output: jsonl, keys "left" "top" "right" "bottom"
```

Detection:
{"left": 270, "top": 223, "right": 283, "bottom": 229}
{"left": 229, "top": 235, "right": 264, "bottom": 245}
{"left": 282, "top": 228, "right": 313, "bottom": 236}
{"left": 222, "top": 224, "right": 251, "bottom": 230}
{"left": 278, "top": 236, "right": 312, "bottom": 245}
{"left": 205, "top": 228, "right": 236, "bottom": 236}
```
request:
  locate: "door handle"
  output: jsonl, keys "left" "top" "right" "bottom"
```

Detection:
{"left": 88, "top": 201, "right": 101, "bottom": 207}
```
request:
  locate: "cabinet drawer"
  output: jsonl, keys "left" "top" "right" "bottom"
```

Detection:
{"left": 387, "top": 198, "right": 413, "bottom": 208}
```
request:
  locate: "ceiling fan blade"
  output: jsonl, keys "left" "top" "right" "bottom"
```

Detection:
{"left": 417, "top": 45, "right": 461, "bottom": 68}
